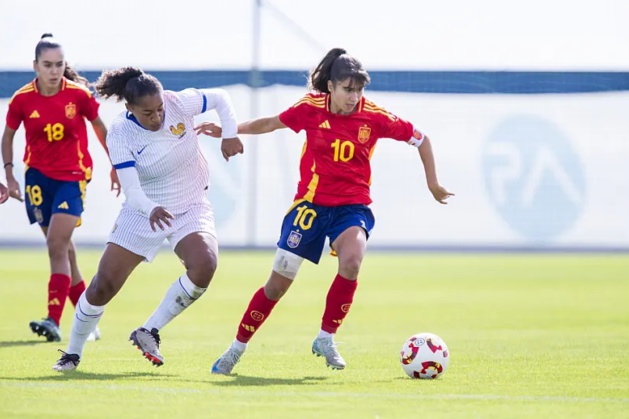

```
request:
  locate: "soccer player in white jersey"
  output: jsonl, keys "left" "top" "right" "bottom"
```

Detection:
{"left": 53, "top": 67, "right": 243, "bottom": 371}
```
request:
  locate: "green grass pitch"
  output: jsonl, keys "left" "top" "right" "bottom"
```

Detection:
{"left": 0, "top": 249, "right": 627, "bottom": 418}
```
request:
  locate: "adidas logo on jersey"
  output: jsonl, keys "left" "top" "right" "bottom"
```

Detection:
{"left": 57, "top": 201, "right": 69, "bottom": 210}
{"left": 319, "top": 120, "right": 331, "bottom": 129}
{"left": 29, "top": 110, "right": 40, "bottom": 118}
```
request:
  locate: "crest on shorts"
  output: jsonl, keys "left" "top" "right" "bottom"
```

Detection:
{"left": 33, "top": 207, "right": 44, "bottom": 224}
{"left": 287, "top": 231, "right": 302, "bottom": 248}
{"left": 65, "top": 102, "right": 76, "bottom": 119}
{"left": 358, "top": 125, "right": 371, "bottom": 143}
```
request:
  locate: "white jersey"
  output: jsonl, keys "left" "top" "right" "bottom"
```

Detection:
{"left": 107, "top": 88, "right": 237, "bottom": 215}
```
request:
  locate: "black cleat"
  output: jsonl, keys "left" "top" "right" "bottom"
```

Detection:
{"left": 52, "top": 349, "right": 80, "bottom": 371}
{"left": 30, "top": 317, "right": 62, "bottom": 342}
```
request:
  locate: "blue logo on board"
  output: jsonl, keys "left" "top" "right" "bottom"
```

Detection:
{"left": 481, "top": 115, "right": 585, "bottom": 241}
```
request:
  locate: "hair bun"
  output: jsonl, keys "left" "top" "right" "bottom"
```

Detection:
{"left": 40, "top": 33, "right": 54, "bottom": 39}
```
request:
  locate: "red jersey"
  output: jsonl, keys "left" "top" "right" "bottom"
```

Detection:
{"left": 6, "top": 78, "right": 100, "bottom": 181}
{"left": 279, "top": 93, "right": 416, "bottom": 206}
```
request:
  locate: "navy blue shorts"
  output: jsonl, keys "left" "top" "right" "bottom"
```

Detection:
{"left": 24, "top": 168, "right": 86, "bottom": 227}
{"left": 277, "top": 200, "right": 375, "bottom": 264}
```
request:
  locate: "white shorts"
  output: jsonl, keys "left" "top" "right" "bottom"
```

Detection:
{"left": 108, "top": 199, "right": 217, "bottom": 262}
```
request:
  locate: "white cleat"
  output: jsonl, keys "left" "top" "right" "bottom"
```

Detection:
{"left": 312, "top": 336, "right": 346, "bottom": 370}
{"left": 211, "top": 346, "right": 244, "bottom": 375}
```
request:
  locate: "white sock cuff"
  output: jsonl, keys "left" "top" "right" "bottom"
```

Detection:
{"left": 317, "top": 330, "right": 333, "bottom": 339}
{"left": 232, "top": 339, "right": 247, "bottom": 351}
{"left": 178, "top": 273, "right": 207, "bottom": 300}
{"left": 78, "top": 293, "right": 105, "bottom": 316}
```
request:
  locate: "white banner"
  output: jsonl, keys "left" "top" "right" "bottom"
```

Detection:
{"left": 1, "top": 86, "right": 628, "bottom": 249}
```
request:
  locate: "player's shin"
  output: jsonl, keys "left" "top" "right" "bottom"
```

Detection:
{"left": 142, "top": 273, "right": 207, "bottom": 332}
{"left": 320, "top": 274, "right": 358, "bottom": 334}
{"left": 236, "top": 287, "right": 279, "bottom": 343}
{"left": 47, "top": 273, "right": 72, "bottom": 325}
{"left": 66, "top": 293, "right": 104, "bottom": 357}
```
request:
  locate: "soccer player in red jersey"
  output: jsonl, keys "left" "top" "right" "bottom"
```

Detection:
{"left": 197, "top": 48, "right": 454, "bottom": 374}
{"left": 1, "top": 34, "right": 120, "bottom": 342}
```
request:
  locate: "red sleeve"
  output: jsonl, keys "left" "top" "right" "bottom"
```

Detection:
{"left": 5, "top": 96, "right": 23, "bottom": 130}
{"left": 380, "top": 113, "right": 414, "bottom": 142}
{"left": 279, "top": 95, "right": 313, "bottom": 133}
{"left": 79, "top": 90, "right": 100, "bottom": 121}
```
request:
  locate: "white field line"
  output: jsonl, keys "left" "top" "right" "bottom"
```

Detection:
{"left": 1, "top": 381, "right": 628, "bottom": 403}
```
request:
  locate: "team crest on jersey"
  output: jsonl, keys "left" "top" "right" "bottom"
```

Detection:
{"left": 65, "top": 103, "right": 76, "bottom": 119}
{"left": 358, "top": 126, "right": 371, "bottom": 144}
{"left": 170, "top": 122, "right": 186, "bottom": 138}
{"left": 287, "top": 231, "right": 302, "bottom": 248}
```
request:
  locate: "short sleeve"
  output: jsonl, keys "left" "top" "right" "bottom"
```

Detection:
{"left": 5, "top": 95, "right": 23, "bottom": 130}
{"left": 279, "top": 99, "right": 311, "bottom": 133}
{"left": 172, "top": 88, "right": 205, "bottom": 117}
{"left": 79, "top": 90, "right": 100, "bottom": 121}
{"left": 107, "top": 125, "right": 135, "bottom": 169}
{"left": 364, "top": 100, "right": 414, "bottom": 142}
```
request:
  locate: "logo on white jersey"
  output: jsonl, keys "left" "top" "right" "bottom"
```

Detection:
{"left": 482, "top": 115, "right": 585, "bottom": 241}
{"left": 170, "top": 122, "right": 186, "bottom": 139}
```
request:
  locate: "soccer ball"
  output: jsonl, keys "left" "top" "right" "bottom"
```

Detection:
{"left": 400, "top": 332, "right": 450, "bottom": 379}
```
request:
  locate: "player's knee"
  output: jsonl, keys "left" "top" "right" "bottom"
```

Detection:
{"left": 272, "top": 248, "right": 304, "bottom": 281}
{"left": 46, "top": 236, "right": 70, "bottom": 260}
{"left": 339, "top": 254, "right": 363, "bottom": 279}
{"left": 264, "top": 274, "right": 294, "bottom": 301}
{"left": 86, "top": 274, "right": 117, "bottom": 305}
{"left": 187, "top": 255, "right": 218, "bottom": 288}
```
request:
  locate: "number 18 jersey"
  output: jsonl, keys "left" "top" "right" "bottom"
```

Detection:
{"left": 5, "top": 78, "right": 100, "bottom": 181}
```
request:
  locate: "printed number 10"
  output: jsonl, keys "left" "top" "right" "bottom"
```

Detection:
{"left": 331, "top": 139, "right": 354, "bottom": 162}
{"left": 293, "top": 205, "right": 316, "bottom": 230}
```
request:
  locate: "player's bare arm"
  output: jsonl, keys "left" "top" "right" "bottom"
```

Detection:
{"left": 91, "top": 116, "right": 121, "bottom": 196}
{"left": 1, "top": 126, "right": 23, "bottom": 202}
{"left": 418, "top": 136, "right": 454, "bottom": 204}
{"left": 193, "top": 123, "right": 243, "bottom": 161}
{"left": 238, "top": 115, "right": 287, "bottom": 135}
{"left": 196, "top": 116, "right": 286, "bottom": 137}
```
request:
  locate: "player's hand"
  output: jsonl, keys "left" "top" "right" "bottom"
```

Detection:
{"left": 221, "top": 137, "right": 244, "bottom": 161}
{"left": 194, "top": 122, "right": 222, "bottom": 138}
{"left": 428, "top": 183, "right": 454, "bottom": 205}
{"left": 110, "top": 167, "right": 121, "bottom": 197}
{"left": 148, "top": 206, "right": 174, "bottom": 232}
{"left": 0, "top": 183, "right": 8, "bottom": 204}
{"left": 7, "top": 178, "right": 24, "bottom": 202}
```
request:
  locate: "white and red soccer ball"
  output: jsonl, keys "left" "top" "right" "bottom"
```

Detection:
{"left": 400, "top": 332, "right": 450, "bottom": 379}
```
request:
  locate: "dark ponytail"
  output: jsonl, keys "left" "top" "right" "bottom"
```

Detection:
{"left": 308, "top": 48, "right": 370, "bottom": 93}
{"left": 94, "top": 66, "right": 162, "bottom": 104}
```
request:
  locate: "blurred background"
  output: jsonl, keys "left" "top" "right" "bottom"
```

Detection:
{"left": 1, "top": 0, "right": 628, "bottom": 251}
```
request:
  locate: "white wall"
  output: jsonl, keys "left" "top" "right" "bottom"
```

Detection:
{"left": 1, "top": 0, "right": 628, "bottom": 71}
{"left": 2, "top": 86, "right": 628, "bottom": 249}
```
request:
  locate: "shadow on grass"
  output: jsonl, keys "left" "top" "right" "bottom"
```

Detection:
{"left": 0, "top": 370, "right": 177, "bottom": 381}
{"left": 0, "top": 340, "right": 52, "bottom": 348}
{"left": 210, "top": 374, "right": 330, "bottom": 387}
